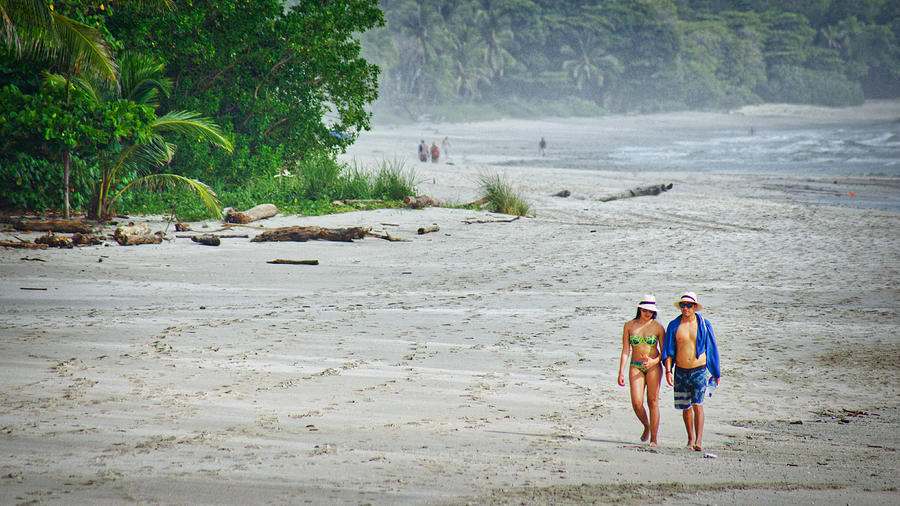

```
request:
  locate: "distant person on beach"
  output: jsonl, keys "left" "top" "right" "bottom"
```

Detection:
{"left": 430, "top": 141, "right": 440, "bottom": 162}
{"left": 539, "top": 137, "right": 547, "bottom": 156}
{"left": 418, "top": 140, "right": 428, "bottom": 162}
{"left": 662, "top": 292, "right": 720, "bottom": 451}
{"left": 441, "top": 136, "right": 450, "bottom": 161}
{"left": 618, "top": 295, "right": 665, "bottom": 447}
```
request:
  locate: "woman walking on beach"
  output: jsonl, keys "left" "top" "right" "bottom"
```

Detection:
{"left": 618, "top": 295, "right": 665, "bottom": 446}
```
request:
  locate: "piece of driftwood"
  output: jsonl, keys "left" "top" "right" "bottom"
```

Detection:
{"left": 72, "top": 233, "right": 103, "bottom": 246}
{"left": 267, "top": 259, "right": 319, "bottom": 265}
{"left": 366, "top": 231, "right": 410, "bottom": 242}
{"left": 114, "top": 222, "right": 163, "bottom": 246}
{"left": 251, "top": 226, "right": 370, "bottom": 243}
{"left": 191, "top": 234, "right": 221, "bottom": 246}
{"left": 0, "top": 241, "right": 47, "bottom": 249}
{"left": 403, "top": 195, "right": 441, "bottom": 208}
{"left": 13, "top": 219, "right": 91, "bottom": 234}
{"left": 175, "top": 222, "right": 192, "bottom": 231}
{"left": 463, "top": 197, "right": 489, "bottom": 208}
{"left": 463, "top": 216, "right": 521, "bottom": 224}
{"left": 553, "top": 190, "right": 571, "bottom": 197}
{"left": 417, "top": 225, "right": 440, "bottom": 235}
{"left": 176, "top": 234, "right": 248, "bottom": 239}
{"left": 224, "top": 204, "right": 278, "bottom": 224}
{"left": 596, "top": 183, "right": 673, "bottom": 202}
{"left": 332, "top": 199, "right": 384, "bottom": 206}
{"left": 35, "top": 232, "right": 73, "bottom": 248}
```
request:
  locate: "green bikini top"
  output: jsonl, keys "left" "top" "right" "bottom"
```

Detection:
{"left": 629, "top": 334, "right": 658, "bottom": 346}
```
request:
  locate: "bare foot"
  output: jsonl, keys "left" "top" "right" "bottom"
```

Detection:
{"left": 686, "top": 440, "right": 694, "bottom": 449}
{"left": 693, "top": 444, "right": 702, "bottom": 451}
{"left": 640, "top": 426, "right": 650, "bottom": 442}
{"left": 648, "top": 441, "right": 658, "bottom": 447}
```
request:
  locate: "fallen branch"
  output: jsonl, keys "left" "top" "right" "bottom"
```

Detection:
{"left": 417, "top": 225, "right": 440, "bottom": 235}
{"left": 267, "top": 259, "right": 319, "bottom": 265}
{"left": 596, "top": 183, "right": 673, "bottom": 202}
{"left": 463, "top": 197, "right": 489, "bottom": 208}
{"left": 13, "top": 219, "right": 92, "bottom": 234}
{"left": 251, "top": 226, "right": 370, "bottom": 243}
{"left": 366, "top": 231, "right": 410, "bottom": 242}
{"left": 224, "top": 203, "right": 278, "bottom": 224}
{"left": 176, "top": 234, "right": 248, "bottom": 239}
{"left": 0, "top": 241, "right": 47, "bottom": 249}
{"left": 463, "top": 216, "right": 521, "bottom": 224}
{"left": 332, "top": 199, "right": 384, "bottom": 205}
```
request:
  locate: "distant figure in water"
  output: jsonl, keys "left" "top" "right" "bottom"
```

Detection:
{"left": 749, "top": 127, "right": 755, "bottom": 136}
{"left": 441, "top": 136, "right": 451, "bottom": 161}
{"left": 618, "top": 295, "right": 665, "bottom": 447}
{"left": 539, "top": 137, "right": 547, "bottom": 156}
{"left": 430, "top": 141, "right": 440, "bottom": 162}
{"left": 418, "top": 140, "right": 428, "bottom": 162}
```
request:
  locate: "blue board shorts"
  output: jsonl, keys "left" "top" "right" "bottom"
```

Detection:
{"left": 674, "top": 365, "right": 707, "bottom": 410}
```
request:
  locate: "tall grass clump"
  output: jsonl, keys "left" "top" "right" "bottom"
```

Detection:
{"left": 372, "top": 158, "right": 418, "bottom": 200}
{"left": 477, "top": 172, "right": 531, "bottom": 216}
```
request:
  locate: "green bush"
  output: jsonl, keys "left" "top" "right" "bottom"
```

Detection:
{"left": 760, "top": 65, "right": 865, "bottom": 106}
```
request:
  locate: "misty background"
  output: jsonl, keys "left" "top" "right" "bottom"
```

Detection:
{"left": 358, "top": 0, "right": 900, "bottom": 122}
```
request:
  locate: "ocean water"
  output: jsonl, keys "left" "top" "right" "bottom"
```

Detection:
{"left": 491, "top": 120, "right": 900, "bottom": 177}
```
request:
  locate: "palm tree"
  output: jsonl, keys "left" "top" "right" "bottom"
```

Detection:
{"left": 2, "top": 0, "right": 172, "bottom": 217}
{"left": 561, "top": 32, "right": 622, "bottom": 92}
{"left": 45, "top": 52, "right": 232, "bottom": 220}
{"left": 472, "top": 0, "right": 516, "bottom": 79}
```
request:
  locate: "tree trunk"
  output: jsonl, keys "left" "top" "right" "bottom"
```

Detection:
{"left": 13, "top": 219, "right": 92, "bottom": 233}
{"left": 251, "top": 226, "right": 370, "bottom": 243}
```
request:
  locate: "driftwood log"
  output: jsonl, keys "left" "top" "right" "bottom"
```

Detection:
{"left": 224, "top": 204, "right": 278, "bottom": 224}
{"left": 114, "top": 222, "right": 163, "bottom": 246}
{"left": 191, "top": 234, "right": 221, "bottom": 246}
{"left": 0, "top": 241, "right": 47, "bottom": 249}
{"left": 403, "top": 195, "right": 441, "bottom": 208}
{"left": 175, "top": 222, "right": 192, "bottom": 231}
{"left": 417, "top": 225, "right": 440, "bottom": 235}
{"left": 366, "top": 231, "right": 410, "bottom": 242}
{"left": 35, "top": 232, "right": 73, "bottom": 248}
{"left": 267, "top": 259, "right": 319, "bottom": 265}
{"left": 13, "top": 219, "right": 91, "bottom": 234}
{"left": 596, "top": 183, "right": 673, "bottom": 202}
{"left": 251, "top": 226, "right": 370, "bottom": 243}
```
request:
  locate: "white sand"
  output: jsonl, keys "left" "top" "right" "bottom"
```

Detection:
{"left": 1, "top": 102, "right": 898, "bottom": 504}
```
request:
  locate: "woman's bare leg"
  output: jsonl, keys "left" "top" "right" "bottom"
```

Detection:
{"left": 628, "top": 367, "right": 650, "bottom": 441}
{"left": 645, "top": 365, "right": 662, "bottom": 446}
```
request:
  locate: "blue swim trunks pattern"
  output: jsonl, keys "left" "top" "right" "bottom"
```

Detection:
{"left": 674, "top": 365, "right": 708, "bottom": 410}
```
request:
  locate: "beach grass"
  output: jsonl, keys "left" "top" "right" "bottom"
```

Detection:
{"left": 477, "top": 172, "right": 532, "bottom": 216}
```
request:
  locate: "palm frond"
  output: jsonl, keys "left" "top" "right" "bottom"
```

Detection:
{"left": 50, "top": 12, "right": 116, "bottom": 84}
{"left": 111, "top": 173, "right": 221, "bottom": 218}
{"left": 119, "top": 51, "right": 171, "bottom": 106}
{"left": 1, "top": 0, "right": 53, "bottom": 56}
{"left": 40, "top": 71, "right": 100, "bottom": 103}
{"left": 153, "top": 110, "right": 234, "bottom": 152}
{"left": 129, "top": 135, "right": 176, "bottom": 170}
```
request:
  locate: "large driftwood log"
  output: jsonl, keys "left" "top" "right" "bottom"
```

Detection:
{"left": 13, "top": 219, "right": 91, "bottom": 234}
{"left": 114, "top": 222, "right": 163, "bottom": 245}
{"left": 417, "top": 225, "right": 440, "bottom": 235}
{"left": 596, "top": 183, "right": 673, "bottom": 202}
{"left": 251, "top": 226, "right": 370, "bottom": 243}
{"left": 224, "top": 204, "right": 278, "bottom": 224}
{"left": 403, "top": 195, "right": 441, "bottom": 208}
{"left": 35, "top": 232, "right": 73, "bottom": 248}
{"left": 0, "top": 241, "right": 47, "bottom": 249}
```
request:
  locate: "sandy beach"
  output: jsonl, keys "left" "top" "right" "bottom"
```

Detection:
{"left": 1, "top": 102, "right": 899, "bottom": 504}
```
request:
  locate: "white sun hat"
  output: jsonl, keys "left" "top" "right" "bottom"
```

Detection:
{"left": 637, "top": 295, "right": 658, "bottom": 313}
{"left": 674, "top": 292, "right": 702, "bottom": 311}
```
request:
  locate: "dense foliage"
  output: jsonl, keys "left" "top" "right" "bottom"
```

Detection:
{"left": 364, "top": 0, "right": 900, "bottom": 118}
{"left": 1, "top": 0, "right": 386, "bottom": 214}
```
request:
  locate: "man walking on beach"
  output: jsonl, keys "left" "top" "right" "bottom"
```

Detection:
{"left": 662, "top": 292, "right": 720, "bottom": 451}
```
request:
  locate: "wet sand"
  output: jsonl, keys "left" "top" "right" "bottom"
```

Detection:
{"left": 1, "top": 102, "right": 898, "bottom": 504}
